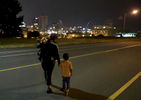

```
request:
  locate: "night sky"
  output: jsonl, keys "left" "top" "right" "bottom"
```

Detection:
{"left": 18, "top": 0, "right": 141, "bottom": 32}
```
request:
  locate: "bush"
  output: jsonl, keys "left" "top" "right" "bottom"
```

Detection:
{"left": 27, "top": 31, "right": 39, "bottom": 38}
{"left": 98, "top": 34, "right": 104, "bottom": 37}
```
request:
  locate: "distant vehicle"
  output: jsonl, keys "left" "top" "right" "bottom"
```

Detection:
{"left": 115, "top": 33, "right": 137, "bottom": 37}
{"left": 115, "top": 34, "right": 122, "bottom": 37}
{"left": 122, "top": 33, "right": 136, "bottom": 37}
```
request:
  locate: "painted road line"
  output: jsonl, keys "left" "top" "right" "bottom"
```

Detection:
{"left": 70, "top": 44, "right": 141, "bottom": 59}
{"left": 0, "top": 44, "right": 141, "bottom": 72}
{"left": 0, "top": 46, "right": 108, "bottom": 58}
{"left": 0, "top": 49, "right": 35, "bottom": 54}
{"left": 107, "top": 71, "right": 141, "bottom": 100}
{"left": 0, "top": 63, "right": 40, "bottom": 72}
{"left": 69, "top": 51, "right": 105, "bottom": 59}
{"left": 0, "top": 52, "right": 35, "bottom": 58}
{"left": 0, "top": 44, "right": 118, "bottom": 58}
{"left": 0, "top": 59, "right": 62, "bottom": 72}
{"left": 0, "top": 43, "right": 102, "bottom": 54}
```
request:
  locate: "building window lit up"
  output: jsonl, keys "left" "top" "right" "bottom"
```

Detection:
{"left": 91, "top": 24, "right": 122, "bottom": 36}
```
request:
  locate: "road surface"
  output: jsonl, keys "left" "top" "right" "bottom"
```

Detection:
{"left": 0, "top": 41, "right": 141, "bottom": 100}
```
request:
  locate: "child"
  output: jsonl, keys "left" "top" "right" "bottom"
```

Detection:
{"left": 36, "top": 37, "right": 49, "bottom": 61}
{"left": 59, "top": 53, "right": 72, "bottom": 96}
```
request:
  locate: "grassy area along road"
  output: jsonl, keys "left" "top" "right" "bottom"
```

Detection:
{"left": 0, "top": 37, "right": 141, "bottom": 49}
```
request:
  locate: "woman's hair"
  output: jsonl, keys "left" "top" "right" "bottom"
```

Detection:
{"left": 63, "top": 53, "right": 69, "bottom": 60}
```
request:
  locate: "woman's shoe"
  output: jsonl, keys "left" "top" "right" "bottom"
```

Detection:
{"left": 60, "top": 88, "right": 65, "bottom": 92}
{"left": 46, "top": 88, "right": 53, "bottom": 93}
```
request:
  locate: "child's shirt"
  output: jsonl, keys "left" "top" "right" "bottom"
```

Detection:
{"left": 59, "top": 60, "right": 72, "bottom": 77}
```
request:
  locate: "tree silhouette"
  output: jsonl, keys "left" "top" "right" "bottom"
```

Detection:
{"left": 0, "top": 0, "right": 23, "bottom": 37}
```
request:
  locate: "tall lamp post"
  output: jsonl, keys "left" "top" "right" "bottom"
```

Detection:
{"left": 123, "top": 10, "right": 138, "bottom": 34}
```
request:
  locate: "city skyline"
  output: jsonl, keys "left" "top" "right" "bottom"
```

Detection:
{"left": 18, "top": 0, "right": 141, "bottom": 32}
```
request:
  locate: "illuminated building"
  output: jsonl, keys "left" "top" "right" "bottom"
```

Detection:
{"left": 91, "top": 24, "right": 122, "bottom": 36}
{"left": 52, "top": 22, "right": 58, "bottom": 31}
{"left": 38, "top": 15, "right": 48, "bottom": 33}
{"left": 19, "top": 22, "right": 28, "bottom": 38}
{"left": 32, "top": 17, "right": 39, "bottom": 31}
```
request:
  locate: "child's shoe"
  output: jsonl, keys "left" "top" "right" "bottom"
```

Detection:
{"left": 65, "top": 89, "right": 69, "bottom": 96}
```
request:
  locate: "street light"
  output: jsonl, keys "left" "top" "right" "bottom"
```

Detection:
{"left": 132, "top": 10, "right": 138, "bottom": 14}
{"left": 123, "top": 10, "right": 138, "bottom": 34}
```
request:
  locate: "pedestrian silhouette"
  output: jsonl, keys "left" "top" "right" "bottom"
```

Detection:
{"left": 36, "top": 34, "right": 60, "bottom": 93}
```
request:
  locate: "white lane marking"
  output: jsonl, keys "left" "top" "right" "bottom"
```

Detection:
{"left": 0, "top": 46, "right": 95, "bottom": 58}
{"left": 0, "top": 44, "right": 141, "bottom": 58}
{"left": 0, "top": 45, "right": 94, "bottom": 54}
{"left": 0, "top": 49, "right": 35, "bottom": 54}
{"left": 0, "top": 43, "right": 119, "bottom": 54}
{"left": 59, "top": 45, "right": 106, "bottom": 51}
{"left": 1, "top": 44, "right": 141, "bottom": 72}
{"left": 0, "top": 53, "right": 35, "bottom": 58}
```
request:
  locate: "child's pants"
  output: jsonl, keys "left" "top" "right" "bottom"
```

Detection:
{"left": 62, "top": 76, "right": 71, "bottom": 89}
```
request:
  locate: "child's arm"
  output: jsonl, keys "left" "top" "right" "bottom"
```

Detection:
{"left": 70, "top": 62, "right": 72, "bottom": 76}
{"left": 58, "top": 63, "right": 62, "bottom": 68}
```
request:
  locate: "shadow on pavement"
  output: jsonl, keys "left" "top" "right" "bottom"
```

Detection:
{"left": 51, "top": 84, "right": 108, "bottom": 100}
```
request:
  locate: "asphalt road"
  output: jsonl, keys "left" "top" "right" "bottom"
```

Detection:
{"left": 0, "top": 41, "right": 141, "bottom": 100}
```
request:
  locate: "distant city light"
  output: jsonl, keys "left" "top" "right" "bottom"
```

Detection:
{"left": 34, "top": 23, "right": 38, "bottom": 25}
{"left": 19, "top": 21, "right": 26, "bottom": 27}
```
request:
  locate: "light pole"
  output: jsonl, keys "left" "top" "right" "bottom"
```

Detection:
{"left": 123, "top": 10, "right": 138, "bottom": 34}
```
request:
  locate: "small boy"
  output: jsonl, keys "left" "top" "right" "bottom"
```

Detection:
{"left": 36, "top": 37, "right": 49, "bottom": 61}
{"left": 59, "top": 53, "right": 72, "bottom": 96}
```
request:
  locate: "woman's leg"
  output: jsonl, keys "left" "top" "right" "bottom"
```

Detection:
{"left": 42, "top": 60, "right": 55, "bottom": 92}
